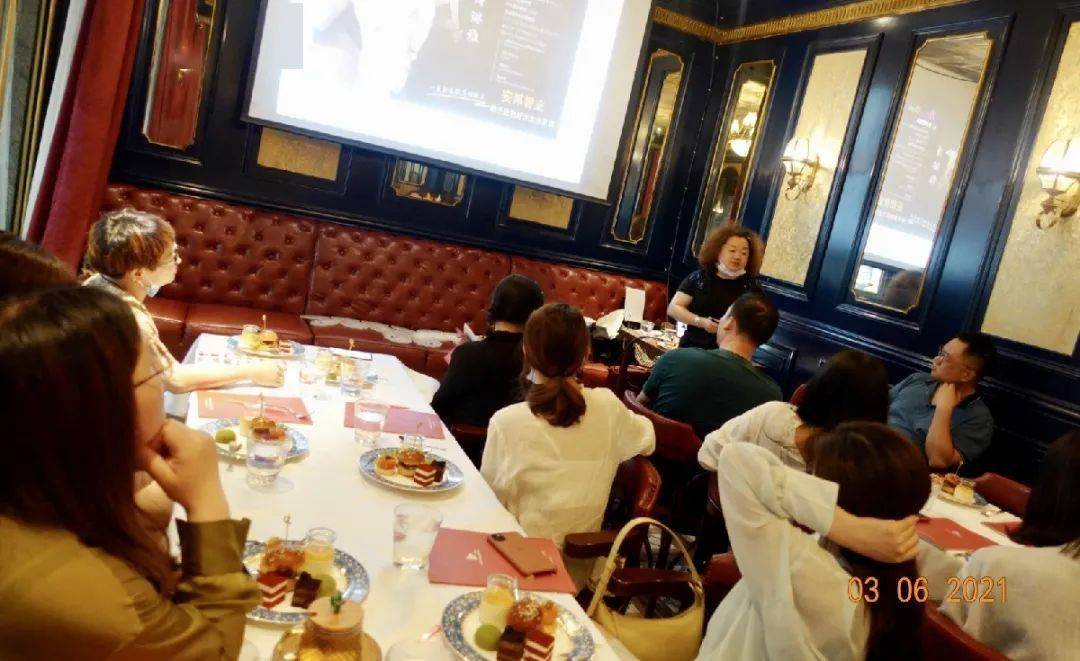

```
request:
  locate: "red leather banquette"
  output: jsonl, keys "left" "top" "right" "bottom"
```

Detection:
{"left": 101, "top": 184, "right": 668, "bottom": 381}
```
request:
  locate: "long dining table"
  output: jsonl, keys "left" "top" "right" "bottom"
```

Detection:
{"left": 176, "top": 333, "right": 622, "bottom": 660}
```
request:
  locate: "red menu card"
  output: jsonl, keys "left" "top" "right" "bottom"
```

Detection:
{"left": 344, "top": 403, "right": 445, "bottom": 439}
{"left": 917, "top": 517, "right": 997, "bottom": 552}
{"left": 197, "top": 392, "right": 310, "bottom": 424}
{"left": 427, "top": 528, "right": 577, "bottom": 594}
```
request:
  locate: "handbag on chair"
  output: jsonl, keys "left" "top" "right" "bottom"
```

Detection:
{"left": 585, "top": 517, "right": 704, "bottom": 661}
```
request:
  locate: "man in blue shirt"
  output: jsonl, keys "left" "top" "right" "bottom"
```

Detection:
{"left": 888, "top": 332, "right": 997, "bottom": 469}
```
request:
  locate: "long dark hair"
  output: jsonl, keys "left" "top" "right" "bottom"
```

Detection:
{"left": 0, "top": 232, "right": 76, "bottom": 297}
{"left": 523, "top": 303, "right": 590, "bottom": 427}
{"left": 798, "top": 350, "right": 889, "bottom": 430}
{"left": 487, "top": 274, "right": 544, "bottom": 329}
{"left": 1010, "top": 430, "right": 1080, "bottom": 557}
{"left": 812, "top": 423, "right": 931, "bottom": 660}
{"left": 0, "top": 287, "right": 176, "bottom": 591}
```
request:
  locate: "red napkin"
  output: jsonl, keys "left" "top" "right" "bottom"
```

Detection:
{"left": 344, "top": 403, "right": 445, "bottom": 439}
{"left": 917, "top": 517, "right": 997, "bottom": 552}
{"left": 982, "top": 521, "right": 1021, "bottom": 537}
{"left": 197, "top": 392, "right": 310, "bottom": 424}
{"left": 427, "top": 528, "right": 577, "bottom": 594}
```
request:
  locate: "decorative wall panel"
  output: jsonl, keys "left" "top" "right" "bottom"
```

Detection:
{"left": 256, "top": 127, "right": 341, "bottom": 181}
{"left": 508, "top": 186, "right": 574, "bottom": 229}
{"left": 761, "top": 47, "right": 868, "bottom": 286}
{"left": 982, "top": 21, "right": 1080, "bottom": 355}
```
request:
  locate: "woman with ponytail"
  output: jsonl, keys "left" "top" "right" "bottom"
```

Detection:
{"left": 698, "top": 422, "right": 930, "bottom": 660}
{"left": 480, "top": 303, "right": 655, "bottom": 546}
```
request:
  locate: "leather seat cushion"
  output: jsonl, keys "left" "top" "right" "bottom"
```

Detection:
{"left": 581, "top": 362, "right": 612, "bottom": 389}
{"left": 103, "top": 184, "right": 318, "bottom": 315}
{"left": 310, "top": 325, "right": 429, "bottom": 373}
{"left": 183, "top": 303, "right": 313, "bottom": 346}
{"left": 510, "top": 256, "right": 668, "bottom": 322}
{"left": 306, "top": 224, "right": 511, "bottom": 333}
{"left": 145, "top": 297, "right": 189, "bottom": 360}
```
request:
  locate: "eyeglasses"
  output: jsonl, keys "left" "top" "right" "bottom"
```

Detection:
{"left": 133, "top": 363, "right": 172, "bottom": 389}
{"left": 936, "top": 346, "right": 972, "bottom": 371}
{"left": 157, "top": 245, "right": 180, "bottom": 268}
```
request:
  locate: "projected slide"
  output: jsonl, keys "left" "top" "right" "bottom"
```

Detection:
{"left": 246, "top": 0, "right": 652, "bottom": 200}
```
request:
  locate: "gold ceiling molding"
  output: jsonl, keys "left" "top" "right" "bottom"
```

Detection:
{"left": 653, "top": 0, "right": 974, "bottom": 45}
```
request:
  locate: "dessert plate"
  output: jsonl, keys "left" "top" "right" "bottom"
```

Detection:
{"left": 357, "top": 449, "right": 464, "bottom": 494}
{"left": 227, "top": 335, "right": 304, "bottom": 359}
{"left": 243, "top": 541, "right": 369, "bottom": 625}
{"left": 441, "top": 591, "right": 595, "bottom": 661}
{"left": 936, "top": 489, "right": 989, "bottom": 508}
{"left": 199, "top": 418, "right": 310, "bottom": 463}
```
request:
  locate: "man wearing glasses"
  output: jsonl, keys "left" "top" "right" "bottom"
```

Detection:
{"left": 888, "top": 332, "right": 997, "bottom": 469}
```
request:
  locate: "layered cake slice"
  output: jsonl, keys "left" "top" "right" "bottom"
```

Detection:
{"left": 256, "top": 571, "right": 290, "bottom": 608}
{"left": 413, "top": 463, "right": 437, "bottom": 487}
{"left": 291, "top": 571, "right": 322, "bottom": 608}
{"left": 496, "top": 627, "right": 525, "bottom": 661}
{"left": 524, "top": 629, "right": 554, "bottom": 661}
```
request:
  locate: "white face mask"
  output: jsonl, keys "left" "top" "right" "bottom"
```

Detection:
{"left": 716, "top": 262, "right": 746, "bottom": 279}
{"left": 145, "top": 283, "right": 161, "bottom": 297}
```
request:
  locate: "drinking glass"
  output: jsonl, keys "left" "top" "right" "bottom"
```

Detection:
{"left": 246, "top": 436, "right": 288, "bottom": 489}
{"left": 352, "top": 400, "right": 387, "bottom": 448}
{"left": 303, "top": 527, "right": 337, "bottom": 575}
{"left": 340, "top": 359, "right": 364, "bottom": 400}
{"left": 302, "top": 349, "right": 331, "bottom": 401}
{"left": 392, "top": 504, "right": 442, "bottom": 570}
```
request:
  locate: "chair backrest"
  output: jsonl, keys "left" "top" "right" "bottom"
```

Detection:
{"left": 448, "top": 422, "right": 487, "bottom": 467}
{"left": 604, "top": 456, "right": 662, "bottom": 529}
{"left": 922, "top": 606, "right": 1007, "bottom": 661}
{"left": 788, "top": 382, "right": 809, "bottom": 406}
{"left": 622, "top": 390, "right": 702, "bottom": 463}
{"left": 973, "top": 472, "right": 1030, "bottom": 517}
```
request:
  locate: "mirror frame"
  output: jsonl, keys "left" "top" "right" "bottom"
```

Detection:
{"left": 849, "top": 31, "right": 994, "bottom": 314}
{"left": 609, "top": 49, "right": 686, "bottom": 246}
{"left": 390, "top": 158, "right": 468, "bottom": 207}
{"left": 690, "top": 59, "right": 777, "bottom": 257}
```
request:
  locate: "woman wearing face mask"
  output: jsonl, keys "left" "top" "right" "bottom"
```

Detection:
{"left": 668, "top": 225, "right": 765, "bottom": 350}
{"left": 83, "top": 209, "right": 284, "bottom": 393}
{"left": 0, "top": 287, "right": 259, "bottom": 658}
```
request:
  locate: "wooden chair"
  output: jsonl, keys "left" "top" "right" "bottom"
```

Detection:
{"left": 447, "top": 422, "right": 487, "bottom": 469}
{"left": 972, "top": 472, "right": 1030, "bottom": 517}
{"left": 622, "top": 391, "right": 708, "bottom": 552}
{"left": 694, "top": 477, "right": 728, "bottom": 566}
{"left": 922, "top": 606, "right": 1007, "bottom": 660}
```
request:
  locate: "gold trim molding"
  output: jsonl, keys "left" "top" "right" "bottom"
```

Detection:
{"left": 654, "top": 0, "right": 974, "bottom": 45}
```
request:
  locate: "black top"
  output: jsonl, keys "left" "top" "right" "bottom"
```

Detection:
{"left": 676, "top": 268, "right": 759, "bottom": 349}
{"left": 430, "top": 331, "right": 526, "bottom": 428}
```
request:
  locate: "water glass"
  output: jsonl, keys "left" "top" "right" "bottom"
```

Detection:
{"left": 353, "top": 401, "right": 387, "bottom": 448}
{"left": 246, "top": 436, "right": 288, "bottom": 489}
{"left": 340, "top": 359, "right": 365, "bottom": 400}
{"left": 393, "top": 504, "right": 443, "bottom": 570}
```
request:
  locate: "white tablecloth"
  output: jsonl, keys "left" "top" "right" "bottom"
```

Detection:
{"left": 180, "top": 334, "right": 620, "bottom": 660}
{"left": 922, "top": 487, "right": 1022, "bottom": 551}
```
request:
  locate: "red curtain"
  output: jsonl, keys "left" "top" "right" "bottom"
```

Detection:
{"left": 27, "top": 0, "right": 145, "bottom": 269}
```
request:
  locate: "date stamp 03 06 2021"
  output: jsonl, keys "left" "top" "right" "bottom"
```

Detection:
{"left": 847, "top": 576, "right": 1007, "bottom": 604}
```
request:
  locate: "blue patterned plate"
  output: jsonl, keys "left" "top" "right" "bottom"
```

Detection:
{"left": 243, "top": 540, "right": 370, "bottom": 625}
{"left": 199, "top": 418, "right": 309, "bottom": 463}
{"left": 441, "top": 591, "right": 595, "bottom": 660}
{"left": 227, "top": 335, "right": 303, "bottom": 359}
{"left": 358, "top": 449, "right": 464, "bottom": 494}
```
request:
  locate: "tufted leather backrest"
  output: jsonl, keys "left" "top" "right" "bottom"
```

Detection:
{"left": 102, "top": 184, "right": 317, "bottom": 314}
{"left": 307, "top": 224, "right": 511, "bottom": 332}
{"left": 510, "top": 256, "right": 668, "bottom": 322}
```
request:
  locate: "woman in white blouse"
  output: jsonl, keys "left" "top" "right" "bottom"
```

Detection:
{"left": 698, "top": 422, "right": 930, "bottom": 660}
{"left": 933, "top": 430, "right": 1079, "bottom": 660}
{"left": 699, "top": 349, "right": 888, "bottom": 472}
{"left": 481, "top": 303, "right": 655, "bottom": 546}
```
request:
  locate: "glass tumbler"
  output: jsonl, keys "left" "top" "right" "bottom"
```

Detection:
{"left": 392, "top": 504, "right": 442, "bottom": 570}
{"left": 246, "top": 436, "right": 288, "bottom": 489}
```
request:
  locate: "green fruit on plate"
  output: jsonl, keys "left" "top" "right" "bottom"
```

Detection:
{"left": 214, "top": 429, "right": 237, "bottom": 444}
{"left": 314, "top": 574, "right": 336, "bottom": 599}
{"left": 474, "top": 624, "right": 501, "bottom": 651}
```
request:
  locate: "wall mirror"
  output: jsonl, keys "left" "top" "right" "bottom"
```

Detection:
{"left": 390, "top": 159, "right": 468, "bottom": 206}
{"left": 142, "top": 0, "right": 218, "bottom": 149}
{"left": 691, "top": 60, "right": 776, "bottom": 254}
{"left": 611, "top": 49, "right": 684, "bottom": 245}
{"left": 851, "top": 32, "right": 992, "bottom": 311}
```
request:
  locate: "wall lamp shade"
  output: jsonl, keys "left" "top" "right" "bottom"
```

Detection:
{"left": 781, "top": 137, "right": 819, "bottom": 199}
{"left": 1035, "top": 138, "right": 1080, "bottom": 229}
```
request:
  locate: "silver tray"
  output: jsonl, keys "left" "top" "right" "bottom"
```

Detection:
{"left": 227, "top": 335, "right": 303, "bottom": 359}
{"left": 357, "top": 449, "right": 464, "bottom": 494}
{"left": 243, "top": 540, "right": 369, "bottom": 625}
{"left": 199, "top": 418, "right": 310, "bottom": 463}
{"left": 441, "top": 591, "right": 594, "bottom": 660}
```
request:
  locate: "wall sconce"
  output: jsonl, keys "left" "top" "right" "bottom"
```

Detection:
{"left": 728, "top": 112, "right": 758, "bottom": 158}
{"left": 781, "top": 137, "right": 819, "bottom": 200}
{"left": 1035, "top": 138, "right": 1080, "bottom": 229}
